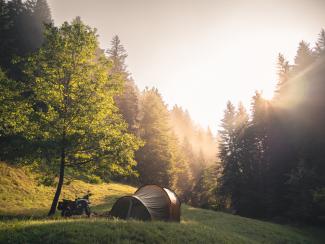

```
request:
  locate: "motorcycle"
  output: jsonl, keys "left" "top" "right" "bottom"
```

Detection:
{"left": 58, "top": 191, "right": 92, "bottom": 217}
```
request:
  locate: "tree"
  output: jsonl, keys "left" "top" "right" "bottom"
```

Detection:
{"left": 0, "top": 0, "right": 14, "bottom": 70}
{"left": 275, "top": 53, "right": 290, "bottom": 97}
{"left": 33, "top": 0, "right": 51, "bottom": 24}
{"left": 114, "top": 79, "right": 140, "bottom": 134}
{"left": 210, "top": 29, "right": 325, "bottom": 222}
{"left": 106, "top": 35, "right": 128, "bottom": 76}
{"left": 107, "top": 35, "right": 140, "bottom": 133}
{"left": 0, "top": 0, "right": 52, "bottom": 79}
{"left": 170, "top": 136, "right": 192, "bottom": 202}
{"left": 0, "top": 70, "right": 32, "bottom": 163}
{"left": 315, "top": 29, "right": 325, "bottom": 56}
{"left": 30, "top": 0, "right": 52, "bottom": 51}
{"left": 294, "top": 41, "right": 314, "bottom": 71}
{"left": 181, "top": 137, "right": 196, "bottom": 178}
{"left": 136, "top": 88, "right": 174, "bottom": 187}
{"left": 217, "top": 101, "right": 241, "bottom": 210}
{"left": 26, "top": 19, "right": 142, "bottom": 216}
{"left": 191, "top": 163, "right": 220, "bottom": 209}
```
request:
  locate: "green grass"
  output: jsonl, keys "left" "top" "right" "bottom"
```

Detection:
{"left": 0, "top": 162, "right": 135, "bottom": 217}
{"left": 0, "top": 163, "right": 324, "bottom": 243}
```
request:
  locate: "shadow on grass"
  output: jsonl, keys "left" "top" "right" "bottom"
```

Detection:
{"left": 1, "top": 217, "right": 324, "bottom": 244}
{"left": 0, "top": 194, "right": 123, "bottom": 221}
{"left": 0, "top": 218, "right": 209, "bottom": 244}
{"left": 0, "top": 209, "right": 49, "bottom": 221}
{"left": 1, "top": 201, "right": 324, "bottom": 244}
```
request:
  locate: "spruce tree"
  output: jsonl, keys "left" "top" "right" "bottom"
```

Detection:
{"left": 107, "top": 35, "right": 140, "bottom": 133}
{"left": 136, "top": 88, "right": 174, "bottom": 187}
{"left": 294, "top": 41, "right": 314, "bottom": 71}
{"left": 275, "top": 53, "right": 290, "bottom": 98}
{"left": 315, "top": 29, "right": 325, "bottom": 56}
{"left": 33, "top": 0, "right": 52, "bottom": 24}
{"left": 218, "top": 101, "right": 241, "bottom": 211}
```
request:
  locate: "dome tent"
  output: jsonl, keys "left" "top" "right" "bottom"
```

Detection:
{"left": 109, "top": 185, "right": 181, "bottom": 222}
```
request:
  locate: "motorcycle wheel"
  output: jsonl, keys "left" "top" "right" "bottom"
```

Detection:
{"left": 85, "top": 206, "right": 91, "bottom": 217}
{"left": 62, "top": 208, "right": 72, "bottom": 217}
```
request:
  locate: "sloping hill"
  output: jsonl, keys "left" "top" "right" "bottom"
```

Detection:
{"left": 0, "top": 162, "right": 135, "bottom": 216}
{"left": 0, "top": 163, "right": 324, "bottom": 243}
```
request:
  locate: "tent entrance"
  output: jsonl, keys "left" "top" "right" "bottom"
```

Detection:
{"left": 110, "top": 184, "right": 181, "bottom": 222}
{"left": 110, "top": 196, "right": 151, "bottom": 221}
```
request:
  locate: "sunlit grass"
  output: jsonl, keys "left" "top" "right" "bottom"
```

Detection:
{"left": 0, "top": 163, "right": 135, "bottom": 217}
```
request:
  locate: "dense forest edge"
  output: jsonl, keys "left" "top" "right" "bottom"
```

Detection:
{"left": 0, "top": 0, "right": 325, "bottom": 228}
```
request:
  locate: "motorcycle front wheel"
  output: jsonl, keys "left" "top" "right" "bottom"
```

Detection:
{"left": 62, "top": 208, "right": 72, "bottom": 217}
{"left": 85, "top": 206, "right": 91, "bottom": 217}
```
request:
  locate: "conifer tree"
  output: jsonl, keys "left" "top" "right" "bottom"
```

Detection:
{"left": 0, "top": 0, "right": 14, "bottom": 70}
{"left": 170, "top": 136, "right": 192, "bottom": 201}
{"left": 30, "top": 0, "right": 52, "bottom": 50}
{"left": 275, "top": 53, "right": 290, "bottom": 97}
{"left": 218, "top": 101, "right": 241, "bottom": 210}
{"left": 33, "top": 0, "right": 51, "bottom": 24}
{"left": 294, "top": 41, "right": 314, "bottom": 71}
{"left": 107, "top": 35, "right": 140, "bottom": 133}
{"left": 136, "top": 88, "right": 174, "bottom": 186}
{"left": 315, "top": 29, "right": 325, "bottom": 56}
{"left": 0, "top": 69, "right": 31, "bottom": 138}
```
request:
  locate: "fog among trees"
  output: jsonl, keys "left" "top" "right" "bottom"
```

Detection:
{"left": 0, "top": 0, "right": 324, "bottom": 224}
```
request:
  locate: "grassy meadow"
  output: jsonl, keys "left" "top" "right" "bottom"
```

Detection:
{"left": 0, "top": 163, "right": 324, "bottom": 244}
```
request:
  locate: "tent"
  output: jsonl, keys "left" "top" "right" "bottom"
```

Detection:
{"left": 109, "top": 184, "right": 181, "bottom": 222}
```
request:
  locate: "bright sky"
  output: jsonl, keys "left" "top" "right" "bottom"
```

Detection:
{"left": 48, "top": 0, "right": 325, "bottom": 134}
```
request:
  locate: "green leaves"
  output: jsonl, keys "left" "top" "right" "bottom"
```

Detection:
{"left": 0, "top": 69, "right": 32, "bottom": 136}
{"left": 25, "top": 19, "right": 142, "bottom": 179}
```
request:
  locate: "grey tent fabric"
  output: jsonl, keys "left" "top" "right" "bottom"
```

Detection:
{"left": 109, "top": 185, "right": 181, "bottom": 221}
{"left": 109, "top": 196, "right": 151, "bottom": 221}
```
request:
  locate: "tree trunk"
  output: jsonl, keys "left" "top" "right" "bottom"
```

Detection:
{"left": 48, "top": 148, "right": 65, "bottom": 216}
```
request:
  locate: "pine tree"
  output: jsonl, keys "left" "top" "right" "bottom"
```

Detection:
{"left": 181, "top": 137, "right": 196, "bottom": 179}
{"left": 233, "top": 102, "right": 255, "bottom": 215}
{"left": 114, "top": 78, "right": 140, "bottom": 133}
{"left": 136, "top": 88, "right": 174, "bottom": 187}
{"left": 170, "top": 136, "right": 192, "bottom": 202}
{"left": 0, "top": 0, "right": 14, "bottom": 70}
{"left": 315, "top": 29, "right": 325, "bottom": 56}
{"left": 1, "top": 0, "right": 52, "bottom": 79}
{"left": 294, "top": 41, "right": 314, "bottom": 71}
{"left": 250, "top": 92, "right": 269, "bottom": 212}
{"left": 30, "top": 0, "right": 52, "bottom": 50}
{"left": 107, "top": 35, "right": 140, "bottom": 133}
{"left": 33, "top": 0, "right": 51, "bottom": 24}
{"left": 275, "top": 53, "right": 290, "bottom": 97}
{"left": 106, "top": 35, "right": 128, "bottom": 76}
{"left": 218, "top": 101, "right": 241, "bottom": 211}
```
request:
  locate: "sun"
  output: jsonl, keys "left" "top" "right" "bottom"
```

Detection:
{"left": 261, "top": 89, "right": 274, "bottom": 100}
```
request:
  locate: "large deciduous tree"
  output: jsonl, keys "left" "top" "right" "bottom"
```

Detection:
{"left": 26, "top": 19, "right": 142, "bottom": 216}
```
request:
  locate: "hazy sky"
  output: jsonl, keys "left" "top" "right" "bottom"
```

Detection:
{"left": 48, "top": 0, "right": 325, "bottom": 133}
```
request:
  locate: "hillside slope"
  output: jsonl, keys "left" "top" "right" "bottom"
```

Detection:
{"left": 0, "top": 163, "right": 324, "bottom": 244}
{"left": 0, "top": 163, "right": 135, "bottom": 216}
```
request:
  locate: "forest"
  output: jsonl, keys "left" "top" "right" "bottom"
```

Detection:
{"left": 0, "top": 0, "right": 325, "bottom": 226}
